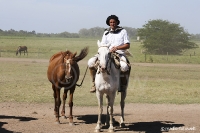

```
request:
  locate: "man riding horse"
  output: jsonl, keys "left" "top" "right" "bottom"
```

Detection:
{"left": 88, "top": 15, "right": 131, "bottom": 93}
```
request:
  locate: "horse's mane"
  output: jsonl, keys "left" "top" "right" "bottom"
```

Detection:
{"left": 49, "top": 52, "right": 61, "bottom": 62}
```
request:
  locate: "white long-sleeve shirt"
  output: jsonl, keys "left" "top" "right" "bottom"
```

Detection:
{"left": 101, "top": 28, "right": 130, "bottom": 54}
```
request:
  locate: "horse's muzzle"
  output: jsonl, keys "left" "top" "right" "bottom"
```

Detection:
{"left": 65, "top": 76, "right": 73, "bottom": 84}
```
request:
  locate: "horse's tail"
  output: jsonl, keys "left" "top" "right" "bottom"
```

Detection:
{"left": 73, "top": 47, "right": 89, "bottom": 62}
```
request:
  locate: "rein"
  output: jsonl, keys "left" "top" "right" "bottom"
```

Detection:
{"left": 76, "top": 66, "right": 88, "bottom": 87}
{"left": 97, "top": 52, "right": 131, "bottom": 75}
{"left": 105, "top": 52, "right": 112, "bottom": 75}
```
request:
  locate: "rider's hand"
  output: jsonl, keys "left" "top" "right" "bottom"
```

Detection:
{"left": 110, "top": 47, "right": 118, "bottom": 52}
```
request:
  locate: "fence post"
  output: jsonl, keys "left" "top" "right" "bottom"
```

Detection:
{"left": 167, "top": 52, "right": 168, "bottom": 61}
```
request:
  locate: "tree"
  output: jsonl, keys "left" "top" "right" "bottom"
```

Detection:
{"left": 137, "top": 19, "right": 198, "bottom": 54}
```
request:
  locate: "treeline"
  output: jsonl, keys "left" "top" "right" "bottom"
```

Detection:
{"left": 0, "top": 27, "right": 138, "bottom": 39}
{"left": 190, "top": 34, "right": 200, "bottom": 40}
{"left": 0, "top": 29, "right": 80, "bottom": 38}
{"left": 0, "top": 27, "right": 199, "bottom": 40}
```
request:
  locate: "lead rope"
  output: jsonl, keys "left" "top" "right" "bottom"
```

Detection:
{"left": 76, "top": 66, "right": 88, "bottom": 87}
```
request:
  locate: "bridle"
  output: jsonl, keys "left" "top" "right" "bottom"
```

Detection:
{"left": 97, "top": 46, "right": 112, "bottom": 75}
{"left": 62, "top": 52, "right": 88, "bottom": 87}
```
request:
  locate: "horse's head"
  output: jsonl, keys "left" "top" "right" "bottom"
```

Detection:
{"left": 62, "top": 51, "right": 77, "bottom": 84}
{"left": 16, "top": 46, "right": 20, "bottom": 56}
{"left": 97, "top": 40, "right": 111, "bottom": 73}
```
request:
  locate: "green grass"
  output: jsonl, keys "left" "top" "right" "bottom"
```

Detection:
{"left": 1, "top": 36, "right": 200, "bottom": 64}
{"left": 0, "top": 36, "right": 200, "bottom": 105}
{"left": 0, "top": 59, "right": 200, "bottom": 105}
{"left": 127, "top": 64, "right": 200, "bottom": 104}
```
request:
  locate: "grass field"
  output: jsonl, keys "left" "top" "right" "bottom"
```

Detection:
{"left": 0, "top": 36, "right": 200, "bottom": 105}
{"left": 1, "top": 36, "right": 200, "bottom": 64}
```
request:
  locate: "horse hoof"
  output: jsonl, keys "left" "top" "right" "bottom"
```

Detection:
{"left": 120, "top": 123, "right": 125, "bottom": 128}
{"left": 55, "top": 121, "right": 60, "bottom": 124}
{"left": 62, "top": 116, "right": 67, "bottom": 119}
{"left": 108, "top": 129, "right": 115, "bottom": 132}
{"left": 94, "top": 129, "right": 101, "bottom": 132}
{"left": 69, "top": 122, "right": 75, "bottom": 126}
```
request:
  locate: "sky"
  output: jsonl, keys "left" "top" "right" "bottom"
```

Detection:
{"left": 0, "top": 0, "right": 200, "bottom": 34}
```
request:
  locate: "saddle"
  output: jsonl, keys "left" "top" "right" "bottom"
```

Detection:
{"left": 94, "top": 52, "right": 131, "bottom": 71}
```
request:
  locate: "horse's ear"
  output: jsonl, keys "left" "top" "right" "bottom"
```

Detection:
{"left": 72, "top": 52, "right": 77, "bottom": 58}
{"left": 97, "top": 40, "right": 101, "bottom": 47}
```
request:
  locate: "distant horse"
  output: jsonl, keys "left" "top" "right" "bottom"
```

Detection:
{"left": 47, "top": 47, "right": 88, "bottom": 125}
{"left": 16, "top": 46, "right": 28, "bottom": 56}
{"left": 94, "top": 40, "right": 131, "bottom": 132}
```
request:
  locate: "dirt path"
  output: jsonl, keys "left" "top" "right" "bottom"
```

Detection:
{"left": 0, "top": 102, "right": 199, "bottom": 133}
{"left": 1, "top": 57, "right": 200, "bottom": 67}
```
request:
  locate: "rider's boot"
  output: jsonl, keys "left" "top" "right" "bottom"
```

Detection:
{"left": 89, "top": 67, "right": 97, "bottom": 93}
{"left": 118, "top": 70, "right": 130, "bottom": 92}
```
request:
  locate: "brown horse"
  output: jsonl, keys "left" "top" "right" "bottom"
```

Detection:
{"left": 47, "top": 47, "right": 88, "bottom": 125}
{"left": 16, "top": 46, "right": 28, "bottom": 56}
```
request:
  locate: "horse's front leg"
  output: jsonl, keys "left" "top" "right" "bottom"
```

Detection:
{"left": 108, "top": 93, "right": 115, "bottom": 132}
{"left": 61, "top": 88, "right": 68, "bottom": 119}
{"left": 53, "top": 86, "right": 61, "bottom": 124}
{"left": 68, "top": 88, "right": 75, "bottom": 125}
{"left": 105, "top": 94, "right": 110, "bottom": 126}
{"left": 95, "top": 92, "right": 103, "bottom": 132}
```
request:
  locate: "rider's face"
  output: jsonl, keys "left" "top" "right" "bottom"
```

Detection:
{"left": 109, "top": 19, "right": 117, "bottom": 30}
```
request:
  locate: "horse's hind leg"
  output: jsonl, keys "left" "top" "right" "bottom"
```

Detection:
{"left": 120, "top": 91, "right": 127, "bottom": 128}
{"left": 105, "top": 95, "right": 110, "bottom": 126}
{"left": 61, "top": 88, "right": 68, "bottom": 119}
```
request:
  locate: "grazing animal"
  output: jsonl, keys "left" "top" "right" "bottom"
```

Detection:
{"left": 94, "top": 40, "right": 130, "bottom": 132}
{"left": 47, "top": 47, "right": 88, "bottom": 125}
{"left": 16, "top": 46, "right": 28, "bottom": 56}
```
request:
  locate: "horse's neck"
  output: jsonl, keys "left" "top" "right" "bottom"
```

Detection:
{"left": 100, "top": 63, "right": 120, "bottom": 78}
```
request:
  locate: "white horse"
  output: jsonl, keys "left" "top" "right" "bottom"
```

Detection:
{"left": 94, "top": 40, "right": 128, "bottom": 132}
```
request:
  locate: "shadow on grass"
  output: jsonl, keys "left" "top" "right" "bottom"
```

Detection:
{"left": 76, "top": 114, "right": 184, "bottom": 132}
{"left": 0, "top": 115, "right": 37, "bottom": 133}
